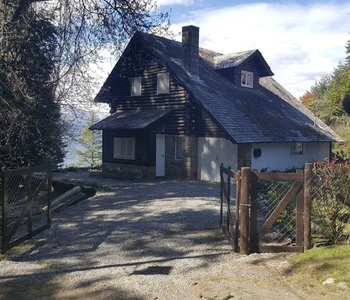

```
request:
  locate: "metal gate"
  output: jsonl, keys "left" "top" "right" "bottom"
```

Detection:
{"left": 219, "top": 164, "right": 240, "bottom": 252}
{"left": 1, "top": 165, "right": 52, "bottom": 254}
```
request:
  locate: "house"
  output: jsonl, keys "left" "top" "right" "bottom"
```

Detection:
{"left": 90, "top": 25, "right": 340, "bottom": 182}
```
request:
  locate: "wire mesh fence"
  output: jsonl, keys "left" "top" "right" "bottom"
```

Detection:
{"left": 220, "top": 166, "right": 239, "bottom": 251}
{"left": 253, "top": 178, "right": 296, "bottom": 246}
{"left": 1, "top": 165, "right": 51, "bottom": 253}
{"left": 309, "top": 162, "right": 350, "bottom": 246}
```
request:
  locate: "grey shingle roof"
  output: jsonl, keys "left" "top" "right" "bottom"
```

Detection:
{"left": 96, "top": 32, "right": 341, "bottom": 143}
{"left": 90, "top": 109, "right": 172, "bottom": 130}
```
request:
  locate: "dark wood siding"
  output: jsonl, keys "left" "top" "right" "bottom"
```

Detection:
{"left": 109, "top": 62, "right": 198, "bottom": 136}
{"left": 103, "top": 130, "right": 150, "bottom": 166}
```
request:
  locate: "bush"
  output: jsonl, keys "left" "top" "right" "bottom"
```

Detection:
{"left": 312, "top": 160, "right": 350, "bottom": 244}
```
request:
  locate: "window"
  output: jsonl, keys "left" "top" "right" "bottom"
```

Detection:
{"left": 157, "top": 72, "right": 170, "bottom": 94}
{"left": 114, "top": 138, "right": 135, "bottom": 159}
{"left": 290, "top": 142, "right": 303, "bottom": 155}
{"left": 175, "top": 136, "right": 182, "bottom": 160}
{"left": 131, "top": 77, "right": 141, "bottom": 96}
{"left": 241, "top": 70, "right": 253, "bottom": 88}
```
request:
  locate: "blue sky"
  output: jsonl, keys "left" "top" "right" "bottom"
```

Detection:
{"left": 154, "top": 0, "right": 350, "bottom": 97}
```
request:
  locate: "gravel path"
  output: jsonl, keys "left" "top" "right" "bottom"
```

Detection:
{"left": 0, "top": 172, "right": 338, "bottom": 299}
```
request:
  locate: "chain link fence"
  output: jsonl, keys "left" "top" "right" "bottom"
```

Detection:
{"left": 254, "top": 179, "right": 296, "bottom": 246}
{"left": 309, "top": 163, "right": 350, "bottom": 246}
{"left": 1, "top": 165, "right": 51, "bottom": 253}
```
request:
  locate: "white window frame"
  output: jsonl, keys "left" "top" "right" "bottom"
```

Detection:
{"left": 114, "top": 138, "right": 135, "bottom": 160}
{"left": 157, "top": 72, "right": 170, "bottom": 94}
{"left": 175, "top": 136, "right": 183, "bottom": 160}
{"left": 131, "top": 77, "right": 142, "bottom": 96}
{"left": 241, "top": 70, "right": 253, "bottom": 88}
{"left": 290, "top": 142, "right": 303, "bottom": 155}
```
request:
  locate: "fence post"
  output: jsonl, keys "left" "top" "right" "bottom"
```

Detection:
{"left": 304, "top": 163, "right": 312, "bottom": 251}
{"left": 240, "top": 167, "right": 251, "bottom": 255}
{"left": 220, "top": 163, "right": 223, "bottom": 228}
{"left": 250, "top": 170, "right": 259, "bottom": 253}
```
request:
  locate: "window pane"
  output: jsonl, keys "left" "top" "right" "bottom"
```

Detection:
{"left": 121, "top": 140, "right": 127, "bottom": 156}
{"left": 291, "top": 142, "right": 303, "bottom": 155}
{"left": 157, "top": 73, "right": 169, "bottom": 94}
{"left": 127, "top": 139, "right": 133, "bottom": 156}
{"left": 241, "top": 73, "right": 246, "bottom": 85}
{"left": 131, "top": 77, "right": 141, "bottom": 96}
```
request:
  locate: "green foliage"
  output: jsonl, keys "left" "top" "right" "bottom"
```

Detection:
{"left": 312, "top": 161, "right": 350, "bottom": 244}
{"left": 0, "top": 8, "right": 65, "bottom": 168}
{"left": 342, "top": 93, "right": 350, "bottom": 115}
{"left": 258, "top": 180, "right": 295, "bottom": 235}
{"left": 76, "top": 112, "right": 102, "bottom": 168}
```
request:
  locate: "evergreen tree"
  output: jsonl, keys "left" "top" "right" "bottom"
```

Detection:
{"left": 0, "top": 5, "right": 65, "bottom": 168}
{"left": 76, "top": 112, "right": 102, "bottom": 168}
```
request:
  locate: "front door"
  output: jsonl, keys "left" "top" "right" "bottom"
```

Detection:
{"left": 156, "top": 134, "right": 165, "bottom": 176}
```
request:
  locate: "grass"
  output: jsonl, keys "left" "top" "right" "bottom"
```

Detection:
{"left": 290, "top": 245, "right": 350, "bottom": 285}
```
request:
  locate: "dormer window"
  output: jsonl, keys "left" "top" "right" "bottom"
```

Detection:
{"left": 157, "top": 72, "right": 170, "bottom": 94}
{"left": 131, "top": 77, "right": 141, "bottom": 96}
{"left": 241, "top": 70, "right": 253, "bottom": 88}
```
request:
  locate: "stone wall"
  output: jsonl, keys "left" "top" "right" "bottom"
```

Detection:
{"left": 102, "top": 163, "right": 155, "bottom": 180}
{"left": 165, "top": 135, "right": 198, "bottom": 179}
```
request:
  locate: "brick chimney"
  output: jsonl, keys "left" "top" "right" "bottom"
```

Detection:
{"left": 182, "top": 25, "right": 199, "bottom": 77}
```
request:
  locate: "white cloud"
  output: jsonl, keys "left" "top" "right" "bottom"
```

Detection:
{"left": 169, "top": 2, "right": 350, "bottom": 98}
{"left": 156, "top": 0, "right": 196, "bottom": 7}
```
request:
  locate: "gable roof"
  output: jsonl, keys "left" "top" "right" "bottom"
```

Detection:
{"left": 214, "top": 50, "right": 274, "bottom": 77}
{"left": 95, "top": 31, "right": 341, "bottom": 143}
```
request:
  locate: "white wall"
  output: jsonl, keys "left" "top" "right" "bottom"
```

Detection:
{"left": 250, "top": 142, "right": 330, "bottom": 171}
{"left": 198, "top": 137, "right": 238, "bottom": 182}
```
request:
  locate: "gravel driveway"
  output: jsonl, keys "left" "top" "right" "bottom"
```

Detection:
{"left": 0, "top": 173, "right": 334, "bottom": 299}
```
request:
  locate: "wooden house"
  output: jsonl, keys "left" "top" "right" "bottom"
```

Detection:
{"left": 90, "top": 25, "right": 340, "bottom": 181}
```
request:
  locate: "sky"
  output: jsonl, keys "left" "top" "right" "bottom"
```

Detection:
{"left": 151, "top": 0, "right": 350, "bottom": 98}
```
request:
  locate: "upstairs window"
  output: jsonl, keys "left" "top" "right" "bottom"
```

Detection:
{"left": 241, "top": 70, "right": 253, "bottom": 88}
{"left": 131, "top": 77, "right": 141, "bottom": 96}
{"left": 114, "top": 138, "right": 135, "bottom": 160}
{"left": 157, "top": 72, "right": 170, "bottom": 94}
{"left": 290, "top": 142, "right": 303, "bottom": 155}
{"left": 175, "top": 136, "right": 183, "bottom": 160}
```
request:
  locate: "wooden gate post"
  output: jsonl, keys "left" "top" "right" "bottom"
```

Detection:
{"left": 304, "top": 163, "right": 312, "bottom": 251}
{"left": 240, "top": 167, "right": 251, "bottom": 255}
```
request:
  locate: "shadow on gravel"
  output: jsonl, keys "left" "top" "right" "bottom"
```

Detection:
{"left": 0, "top": 180, "right": 228, "bottom": 298}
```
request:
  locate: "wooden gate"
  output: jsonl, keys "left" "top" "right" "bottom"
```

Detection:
{"left": 1, "top": 165, "right": 52, "bottom": 254}
{"left": 220, "top": 164, "right": 311, "bottom": 254}
{"left": 249, "top": 169, "right": 304, "bottom": 253}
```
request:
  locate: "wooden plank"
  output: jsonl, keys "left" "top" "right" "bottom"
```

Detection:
{"left": 296, "top": 187, "right": 304, "bottom": 247}
{"left": 304, "top": 163, "right": 312, "bottom": 251}
{"left": 259, "top": 180, "right": 303, "bottom": 240}
{"left": 250, "top": 171, "right": 259, "bottom": 253}
{"left": 219, "top": 164, "right": 224, "bottom": 227}
{"left": 234, "top": 170, "right": 241, "bottom": 252}
{"left": 256, "top": 172, "right": 303, "bottom": 181}
{"left": 226, "top": 167, "right": 231, "bottom": 238}
{"left": 2, "top": 165, "right": 50, "bottom": 177}
{"left": 259, "top": 245, "right": 304, "bottom": 253}
{"left": 240, "top": 167, "right": 251, "bottom": 254}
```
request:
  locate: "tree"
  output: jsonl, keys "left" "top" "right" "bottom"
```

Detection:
{"left": 0, "top": 0, "right": 168, "bottom": 168}
{"left": 76, "top": 112, "right": 102, "bottom": 168}
{"left": 0, "top": 3, "right": 65, "bottom": 168}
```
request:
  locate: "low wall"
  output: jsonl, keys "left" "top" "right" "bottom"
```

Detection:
{"left": 102, "top": 163, "right": 155, "bottom": 180}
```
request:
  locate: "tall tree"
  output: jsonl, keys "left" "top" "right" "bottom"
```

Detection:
{"left": 0, "top": 0, "right": 168, "bottom": 168}
{"left": 0, "top": 3, "right": 65, "bottom": 167}
{"left": 76, "top": 112, "right": 102, "bottom": 168}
